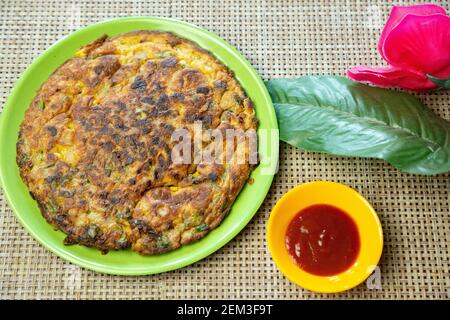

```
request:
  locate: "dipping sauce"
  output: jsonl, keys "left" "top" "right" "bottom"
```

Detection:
{"left": 285, "top": 204, "right": 360, "bottom": 276}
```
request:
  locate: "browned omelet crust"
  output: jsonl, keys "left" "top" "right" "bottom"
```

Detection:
{"left": 16, "top": 31, "right": 258, "bottom": 255}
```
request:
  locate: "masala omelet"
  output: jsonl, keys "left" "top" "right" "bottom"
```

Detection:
{"left": 16, "top": 31, "right": 258, "bottom": 255}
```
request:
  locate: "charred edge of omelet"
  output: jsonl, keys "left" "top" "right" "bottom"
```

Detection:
{"left": 17, "top": 30, "right": 258, "bottom": 255}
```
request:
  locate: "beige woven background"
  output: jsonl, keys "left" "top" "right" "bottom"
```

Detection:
{"left": 0, "top": 0, "right": 449, "bottom": 299}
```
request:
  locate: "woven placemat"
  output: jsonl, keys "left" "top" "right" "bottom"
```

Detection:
{"left": 0, "top": 0, "right": 449, "bottom": 300}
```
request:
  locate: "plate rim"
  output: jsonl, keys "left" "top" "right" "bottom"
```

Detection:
{"left": 0, "top": 16, "right": 278, "bottom": 275}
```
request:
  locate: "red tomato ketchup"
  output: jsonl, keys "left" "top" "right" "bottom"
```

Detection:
{"left": 285, "top": 204, "right": 360, "bottom": 276}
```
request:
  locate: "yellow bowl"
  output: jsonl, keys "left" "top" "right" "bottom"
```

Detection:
{"left": 267, "top": 181, "right": 383, "bottom": 293}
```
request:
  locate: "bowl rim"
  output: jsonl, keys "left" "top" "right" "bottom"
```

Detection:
{"left": 0, "top": 16, "right": 279, "bottom": 275}
{"left": 267, "top": 180, "right": 383, "bottom": 293}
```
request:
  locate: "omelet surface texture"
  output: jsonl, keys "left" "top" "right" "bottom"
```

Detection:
{"left": 17, "top": 31, "right": 257, "bottom": 254}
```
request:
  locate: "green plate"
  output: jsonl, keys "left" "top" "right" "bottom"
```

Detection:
{"left": 0, "top": 17, "right": 278, "bottom": 275}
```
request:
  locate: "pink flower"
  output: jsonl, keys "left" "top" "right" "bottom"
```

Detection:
{"left": 347, "top": 4, "right": 450, "bottom": 91}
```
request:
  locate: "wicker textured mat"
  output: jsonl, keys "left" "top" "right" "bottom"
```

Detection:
{"left": 0, "top": 0, "right": 449, "bottom": 299}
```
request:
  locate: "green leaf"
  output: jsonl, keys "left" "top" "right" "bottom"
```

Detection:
{"left": 427, "top": 74, "right": 450, "bottom": 89}
{"left": 266, "top": 76, "right": 450, "bottom": 175}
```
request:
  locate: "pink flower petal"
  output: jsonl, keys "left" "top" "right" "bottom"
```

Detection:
{"left": 347, "top": 65, "right": 437, "bottom": 91}
{"left": 383, "top": 13, "right": 450, "bottom": 77}
{"left": 378, "top": 4, "right": 446, "bottom": 60}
